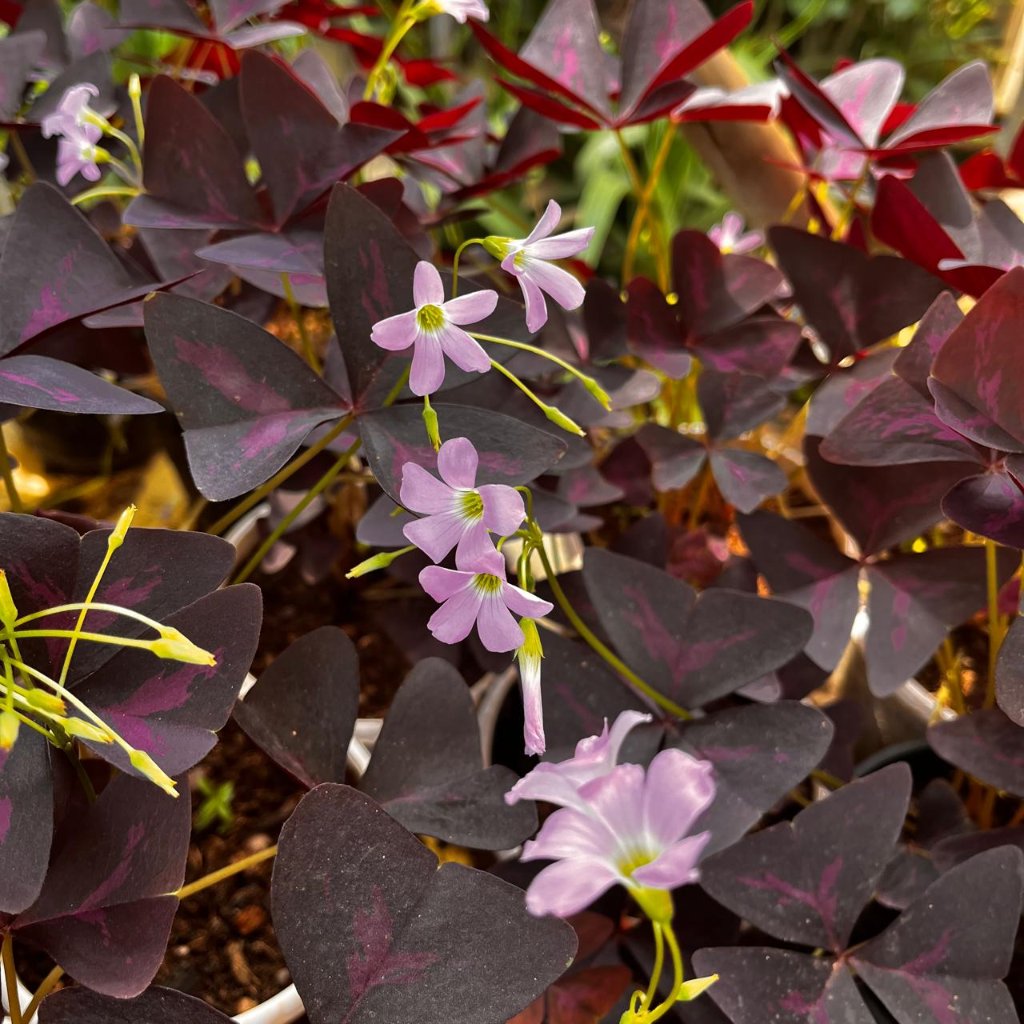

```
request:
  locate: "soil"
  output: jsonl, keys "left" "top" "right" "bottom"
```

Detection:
{"left": 16, "top": 553, "right": 411, "bottom": 1019}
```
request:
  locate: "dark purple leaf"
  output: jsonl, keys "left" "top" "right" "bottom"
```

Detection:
{"left": 271, "top": 785, "right": 577, "bottom": 1024}
{"left": 892, "top": 292, "right": 962, "bottom": 399}
{"left": 234, "top": 626, "right": 358, "bottom": 789}
{"left": 928, "top": 709, "right": 1024, "bottom": 797}
{"left": 698, "top": 369, "right": 784, "bottom": 441}
{"left": 72, "top": 585, "right": 262, "bottom": 778}
{"left": 39, "top": 985, "right": 234, "bottom": 1024}
{"left": 700, "top": 765, "right": 910, "bottom": 951}
{"left": 940, "top": 468, "right": 1024, "bottom": 549}
{"left": 708, "top": 448, "right": 786, "bottom": 513}
{"left": 127, "top": 77, "right": 264, "bottom": 231}
{"left": 0, "top": 732, "right": 52, "bottom": 915}
{"left": 692, "top": 948, "right": 872, "bottom": 1024}
{"left": 695, "top": 316, "right": 802, "bottom": 378}
{"left": 145, "top": 292, "right": 347, "bottom": 501}
{"left": 359, "top": 658, "right": 537, "bottom": 849}
{"left": 12, "top": 772, "right": 190, "bottom": 997}
{"left": 359, "top": 402, "right": 567, "bottom": 503}
{"left": 626, "top": 278, "right": 691, "bottom": 379}
{"left": 635, "top": 424, "right": 706, "bottom": 492}
{"left": 850, "top": 848, "right": 1023, "bottom": 1024}
{"left": 805, "top": 349, "right": 897, "bottom": 439}
{"left": 676, "top": 702, "right": 834, "bottom": 855}
{"left": 0, "top": 32, "right": 44, "bottom": 119}
{"left": 998, "top": 615, "right": 1024, "bottom": 725}
{"left": 553, "top": 465, "right": 624, "bottom": 508}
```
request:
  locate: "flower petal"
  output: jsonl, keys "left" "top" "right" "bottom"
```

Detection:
{"left": 419, "top": 565, "right": 473, "bottom": 602}
{"left": 413, "top": 260, "right": 445, "bottom": 306}
{"left": 436, "top": 324, "right": 491, "bottom": 374}
{"left": 427, "top": 586, "right": 485, "bottom": 644}
{"left": 522, "top": 807, "right": 614, "bottom": 862}
{"left": 504, "top": 762, "right": 594, "bottom": 812}
{"left": 522, "top": 199, "right": 562, "bottom": 246}
{"left": 631, "top": 832, "right": 711, "bottom": 889}
{"left": 520, "top": 258, "right": 586, "bottom": 312}
{"left": 502, "top": 582, "right": 553, "bottom": 619}
{"left": 604, "top": 710, "right": 655, "bottom": 765}
{"left": 642, "top": 748, "right": 716, "bottom": 848}
{"left": 437, "top": 436, "right": 478, "bottom": 489}
{"left": 520, "top": 654, "right": 545, "bottom": 756}
{"left": 404, "top": 510, "right": 466, "bottom": 563}
{"left": 515, "top": 272, "right": 549, "bottom": 334}
{"left": 525, "top": 858, "right": 620, "bottom": 918}
{"left": 400, "top": 461, "right": 455, "bottom": 514}
{"left": 524, "top": 227, "right": 595, "bottom": 261}
{"left": 371, "top": 309, "right": 418, "bottom": 351}
{"left": 456, "top": 543, "right": 507, "bottom": 576}
{"left": 580, "top": 763, "right": 647, "bottom": 841}
{"left": 454, "top": 521, "right": 497, "bottom": 567}
{"left": 479, "top": 484, "right": 525, "bottom": 536}
{"left": 442, "top": 289, "right": 499, "bottom": 326}
{"left": 409, "top": 334, "right": 445, "bottom": 395}
{"left": 476, "top": 592, "right": 524, "bottom": 652}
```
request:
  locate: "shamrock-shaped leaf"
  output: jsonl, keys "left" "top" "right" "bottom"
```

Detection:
{"left": 0, "top": 732, "right": 52, "bottom": 915}
{"left": 40, "top": 985, "right": 235, "bottom": 1023}
{"left": 928, "top": 709, "right": 1024, "bottom": 797}
{"left": 271, "top": 785, "right": 578, "bottom": 1024}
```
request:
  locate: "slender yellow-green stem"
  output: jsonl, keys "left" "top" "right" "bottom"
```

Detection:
{"left": 451, "top": 237, "right": 486, "bottom": 298}
{"left": 643, "top": 923, "right": 684, "bottom": 1024}
{"left": 985, "top": 538, "right": 1002, "bottom": 709}
{"left": 530, "top": 534, "right": 690, "bottom": 719}
{"left": 280, "top": 273, "right": 319, "bottom": 372}
{"left": 207, "top": 415, "right": 353, "bottom": 537}
{"left": 0, "top": 427, "right": 24, "bottom": 513}
{"left": 362, "top": 3, "right": 416, "bottom": 101}
{"left": 21, "top": 966, "right": 64, "bottom": 1022}
{"left": 71, "top": 185, "right": 140, "bottom": 206}
{"left": 2, "top": 933, "right": 23, "bottom": 1024}
{"left": 623, "top": 125, "right": 675, "bottom": 291}
{"left": 488, "top": 360, "right": 585, "bottom": 436}
{"left": 233, "top": 438, "right": 362, "bottom": 584}
{"left": 174, "top": 844, "right": 278, "bottom": 900}
{"left": 15, "top": 602, "right": 168, "bottom": 633}
{"left": 642, "top": 923, "right": 665, "bottom": 1010}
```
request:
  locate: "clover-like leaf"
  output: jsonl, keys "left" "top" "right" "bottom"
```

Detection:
{"left": 700, "top": 765, "right": 911, "bottom": 951}
{"left": 271, "top": 785, "right": 578, "bottom": 1024}
{"left": 11, "top": 772, "right": 190, "bottom": 997}
{"left": 0, "top": 731, "right": 52, "bottom": 915}
{"left": 928, "top": 709, "right": 1024, "bottom": 797}
{"left": 40, "top": 985, "right": 234, "bottom": 1024}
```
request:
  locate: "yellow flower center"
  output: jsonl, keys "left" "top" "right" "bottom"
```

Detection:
{"left": 472, "top": 573, "right": 504, "bottom": 595}
{"left": 458, "top": 490, "right": 484, "bottom": 520}
{"left": 416, "top": 303, "right": 446, "bottom": 332}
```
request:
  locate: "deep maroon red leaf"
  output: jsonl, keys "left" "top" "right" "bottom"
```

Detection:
{"left": 892, "top": 292, "right": 963, "bottom": 399}
{"left": 0, "top": 732, "right": 52, "bottom": 915}
{"left": 928, "top": 709, "right": 1024, "bottom": 796}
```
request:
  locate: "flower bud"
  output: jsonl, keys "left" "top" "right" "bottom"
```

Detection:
{"left": 0, "top": 709, "right": 19, "bottom": 750}
{"left": 0, "top": 570, "right": 18, "bottom": 626}
{"left": 543, "top": 404, "right": 585, "bottom": 436}
{"left": 517, "top": 618, "right": 546, "bottom": 756}
{"left": 24, "top": 688, "right": 65, "bottom": 715}
{"left": 152, "top": 629, "right": 216, "bottom": 666}
{"left": 109, "top": 504, "right": 137, "bottom": 551}
{"left": 346, "top": 547, "right": 412, "bottom": 579}
{"left": 129, "top": 749, "right": 178, "bottom": 796}
{"left": 63, "top": 717, "right": 114, "bottom": 744}
{"left": 422, "top": 400, "right": 442, "bottom": 452}
{"left": 677, "top": 975, "right": 720, "bottom": 1002}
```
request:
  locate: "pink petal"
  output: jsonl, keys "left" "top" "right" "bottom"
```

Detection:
{"left": 413, "top": 260, "right": 445, "bottom": 306}
{"left": 404, "top": 510, "right": 466, "bottom": 563}
{"left": 371, "top": 310, "right": 418, "bottom": 351}
{"left": 504, "top": 762, "right": 594, "bottom": 812}
{"left": 479, "top": 484, "right": 525, "bottom": 536}
{"left": 522, "top": 199, "right": 562, "bottom": 246}
{"left": 409, "top": 334, "right": 445, "bottom": 395}
{"left": 521, "top": 259, "right": 586, "bottom": 312}
{"left": 442, "top": 289, "right": 499, "bottom": 326}
{"left": 454, "top": 521, "right": 498, "bottom": 567}
{"left": 525, "top": 858, "right": 620, "bottom": 918}
{"left": 419, "top": 565, "right": 474, "bottom": 602}
{"left": 476, "top": 591, "right": 524, "bottom": 652}
{"left": 437, "top": 436, "right": 478, "bottom": 489}
{"left": 520, "top": 655, "right": 546, "bottom": 756}
{"left": 502, "top": 582, "right": 553, "bottom": 619}
{"left": 524, "top": 227, "right": 595, "bottom": 261}
{"left": 604, "top": 710, "right": 655, "bottom": 765}
{"left": 400, "top": 462, "right": 455, "bottom": 513}
{"left": 631, "top": 832, "right": 711, "bottom": 889}
{"left": 427, "top": 586, "right": 485, "bottom": 644}
{"left": 436, "top": 324, "right": 491, "bottom": 374}
{"left": 642, "top": 748, "right": 716, "bottom": 848}
{"left": 579, "top": 763, "right": 646, "bottom": 840}
{"left": 516, "top": 273, "right": 549, "bottom": 334}
{"left": 456, "top": 543, "right": 507, "bottom": 576}
{"left": 522, "top": 807, "right": 615, "bottom": 862}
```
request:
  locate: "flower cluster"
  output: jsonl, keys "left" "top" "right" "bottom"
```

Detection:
{"left": 506, "top": 711, "right": 716, "bottom": 919}
{"left": 41, "top": 83, "right": 105, "bottom": 186}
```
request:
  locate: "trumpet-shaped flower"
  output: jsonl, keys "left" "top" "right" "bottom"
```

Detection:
{"left": 41, "top": 83, "right": 104, "bottom": 187}
{"left": 419, "top": 0, "right": 489, "bottom": 21}
{"left": 515, "top": 747, "right": 716, "bottom": 919}
{"left": 401, "top": 437, "right": 525, "bottom": 564}
{"left": 485, "top": 200, "right": 594, "bottom": 333}
{"left": 707, "top": 211, "right": 763, "bottom": 255}
{"left": 517, "top": 617, "right": 546, "bottom": 756}
{"left": 419, "top": 547, "right": 552, "bottom": 653}
{"left": 371, "top": 261, "right": 497, "bottom": 396}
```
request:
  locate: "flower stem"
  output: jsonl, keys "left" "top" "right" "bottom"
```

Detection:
{"left": 362, "top": 5, "right": 417, "bottom": 102}
{"left": 174, "top": 844, "right": 278, "bottom": 900}
{"left": 642, "top": 923, "right": 665, "bottom": 1010}
{"left": 530, "top": 531, "right": 690, "bottom": 719}
{"left": 488, "top": 359, "right": 585, "bottom": 436}
{"left": 451, "top": 237, "right": 486, "bottom": 298}
{"left": 232, "top": 438, "right": 362, "bottom": 584}
{"left": 0, "top": 426, "right": 24, "bottom": 513}
{"left": 642, "top": 923, "right": 684, "bottom": 1023}
{"left": 207, "top": 415, "right": 353, "bottom": 537}
{"left": 2, "top": 933, "right": 23, "bottom": 1024}
{"left": 21, "top": 967, "right": 63, "bottom": 1022}
{"left": 622, "top": 124, "right": 675, "bottom": 292}
{"left": 71, "top": 186, "right": 140, "bottom": 206}
{"left": 280, "top": 274, "right": 319, "bottom": 372}
{"left": 985, "top": 538, "right": 1003, "bottom": 709}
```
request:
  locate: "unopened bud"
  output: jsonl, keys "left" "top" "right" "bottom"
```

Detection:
{"left": 346, "top": 546, "right": 413, "bottom": 579}
{"left": 542, "top": 404, "right": 585, "bottom": 436}
{"left": 64, "top": 717, "right": 114, "bottom": 744}
{"left": 152, "top": 629, "right": 216, "bottom": 666}
{"left": 24, "top": 689, "right": 65, "bottom": 715}
{"left": 109, "top": 504, "right": 137, "bottom": 551}
{"left": 0, "top": 570, "right": 18, "bottom": 625}
{"left": 129, "top": 749, "right": 178, "bottom": 797}
{"left": 581, "top": 374, "right": 612, "bottom": 411}
{"left": 677, "top": 975, "right": 719, "bottom": 1002}
{"left": 128, "top": 74, "right": 142, "bottom": 101}
{"left": 423, "top": 401, "right": 442, "bottom": 452}
{"left": 0, "top": 709, "right": 19, "bottom": 750}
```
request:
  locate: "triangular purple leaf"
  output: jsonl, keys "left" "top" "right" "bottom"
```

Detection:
{"left": 39, "top": 985, "right": 234, "bottom": 1023}
{"left": 928, "top": 709, "right": 1024, "bottom": 797}
{"left": 0, "top": 731, "right": 52, "bottom": 915}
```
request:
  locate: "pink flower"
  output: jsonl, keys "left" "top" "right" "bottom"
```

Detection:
{"left": 429, "top": 0, "right": 488, "bottom": 21}
{"left": 707, "top": 212, "right": 763, "bottom": 255}
{"left": 517, "top": 617, "right": 546, "bottom": 756}
{"left": 516, "top": 748, "right": 715, "bottom": 918}
{"left": 401, "top": 437, "right": 525, "bottom": 564}
{"left": 488, "top": 200, "right": 595, "bottom": 333}
{"left": 371, "top": 261, "right": 498, "bottom": 396}
{"left": 41, "top": 83, "right": 104, "bottom": 187}
{"left": 506, "top": 710, "right": 653, "bottom": 809}
{"left": 419, "top": 547, "right": 552, "bottom": 653}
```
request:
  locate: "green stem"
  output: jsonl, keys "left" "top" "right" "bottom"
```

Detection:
{"left": 985, "top": 538, "right": 1002, "bottom": 710}
{"left": 21, "top": 966, "right": 64, "bottom": 1022}
{"left": 530, "top": 533, "right": 690, "bottom": 718}
{"left": 15, "top": 602, "right": 169, "bottom": 634}
{"left": 2, "top": 932, "right": 23, "bottom": 1024}
{"left": 207, "top": 415, "right": 353, "bottom": 537}
{"left": 642, "top": 923, "right": 665, "bottom": 1011}
{"left": 14, "top": 629, "right": 167, "bottom": 653}
{"left": 488, "top": 360, "right": 584, "bottom": 436}
{"left": 363, "top": 6, "right": 417, "bottom": 101}
{"left": 174, "top": 843, "right": 278, "bottom": 900}
{"left": 0, "top": 427, "right": 24, "bottom": 513}
{"left": 71, "top": 186, "right": 140, "bottom": 206}
{"left": 281, "top": 273, "right": 319, "bottom": 372}
{"left": 451, "top": 237, "right": 486, "bottom": 298}
{"left": 643, "top": 924, "right": 684, "bottom": 1023}
{"left": 233, "top": 438, "right": 362, "bottom": 584}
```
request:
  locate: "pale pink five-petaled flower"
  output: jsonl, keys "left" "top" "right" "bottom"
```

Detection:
{"left": 429, "top": 0, "right": 489, "bottom": 22}
{"left": 41, "top": 83, "right": 104, "bottom": 187}
{"left": 400, "top": 436, "right": 525, "bottom": 564}
{"left": 707, "top": 212, "right": 763, "bottom": 255}
{"left": 370, "top": 261, "right": 497, "bottom": 396}
{"left": 495, "top": 200, "right": 595, "bottom": 333}
{"left": 506, "top": 711, "right": 716, "bottom": 918}
{"left": 419, "top": 547, "right": 552, "bottom": 653}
